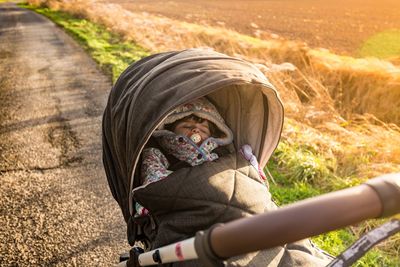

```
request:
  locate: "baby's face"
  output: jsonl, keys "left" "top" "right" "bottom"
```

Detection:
{"left": 174, "top": 118, "right": 210, "bottom": 144}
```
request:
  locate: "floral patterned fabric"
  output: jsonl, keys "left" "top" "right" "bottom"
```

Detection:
{"left": 136, "top": 132, "right": 221, "bottom": 216}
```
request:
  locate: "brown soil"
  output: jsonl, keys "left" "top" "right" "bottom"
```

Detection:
{"left": 104, "top": 0, "right": 400, "bottom": 56}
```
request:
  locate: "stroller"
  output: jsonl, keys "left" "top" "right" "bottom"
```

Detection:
{"left": 102, "top": 48, "right": 400, "bottom": 266}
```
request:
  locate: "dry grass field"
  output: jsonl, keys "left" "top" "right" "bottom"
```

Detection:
{"left": 104, "top": 0, "right": 400, "bottom": 56}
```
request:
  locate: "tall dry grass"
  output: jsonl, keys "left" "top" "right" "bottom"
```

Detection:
{"left": 28, "top": 0, "right": 400, "bottom": 176}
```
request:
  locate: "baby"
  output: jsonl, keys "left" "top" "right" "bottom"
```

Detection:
{"left": 136, "top": 97, "right": 233, "bottom": 216}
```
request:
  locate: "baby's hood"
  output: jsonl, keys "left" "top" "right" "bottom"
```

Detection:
{"left": 153, "top": 97, "right": 233, "bottom": 146}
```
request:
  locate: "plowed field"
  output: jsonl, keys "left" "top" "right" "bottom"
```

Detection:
{"left": 104, "top": 0, "right": 400, "bottom": 56}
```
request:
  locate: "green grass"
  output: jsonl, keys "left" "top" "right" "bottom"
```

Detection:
{"left": 267, "top": 142, "right": 399, "bottom": 266}
{"left": 19, "top": 3, "right": 150, "bottom": 83}
{"left": 19, "top": 2, "right": 399, "bottom": 266}
{"left": 358, "top": 29, "right": 400, "bottom": 60}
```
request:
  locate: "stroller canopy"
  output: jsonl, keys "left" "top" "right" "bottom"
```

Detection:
{"left": 102, "top": 49, "right": 284, "bottom": 221}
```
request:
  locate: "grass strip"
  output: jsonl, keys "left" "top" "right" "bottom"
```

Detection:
{"left": 358, "top": 29, "right": 400, "bottom": 60}
{"left": 19, "top": 3, "right": 149, "bottom": 83}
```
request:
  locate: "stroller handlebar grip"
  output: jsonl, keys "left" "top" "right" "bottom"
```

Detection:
{"left": 207, "top": 173, "right": 400, "bottom": 259}
{"left": 365, "top": 173, "right": 400, "bottom": 217}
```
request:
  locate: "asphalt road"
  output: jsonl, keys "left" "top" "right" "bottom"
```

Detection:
{"left": 0, "top": 3, "right": 129, "bottom": 266}
{"left": 109, "top": 0, "right": 400, "bottom": 56}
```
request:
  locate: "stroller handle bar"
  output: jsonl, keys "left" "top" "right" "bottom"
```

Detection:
{"left": 211, "top": 181, "right": 381, "bottom": 258}
{"left": 136, "top": 173, "right": 400, "bottom": 266}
